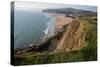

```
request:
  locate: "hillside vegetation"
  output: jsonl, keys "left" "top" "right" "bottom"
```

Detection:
{"left": 14, "top": 15, "right": 97, "bottom": 65}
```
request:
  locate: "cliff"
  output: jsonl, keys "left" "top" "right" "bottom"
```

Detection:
{"left": 45, "top": 17, "right": 86, "bottom": 51}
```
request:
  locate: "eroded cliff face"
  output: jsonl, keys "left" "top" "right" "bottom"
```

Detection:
{"left": 55, "top": 17, "right": 86, "bottom": 51}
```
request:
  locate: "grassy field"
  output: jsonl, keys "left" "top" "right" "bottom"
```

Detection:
{"left": 14, "top": 15, "right": 97, "bottom": 65}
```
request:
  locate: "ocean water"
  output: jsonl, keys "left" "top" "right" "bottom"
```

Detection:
{"left": 14, "top": 10, "right": 55, "bottom": 49}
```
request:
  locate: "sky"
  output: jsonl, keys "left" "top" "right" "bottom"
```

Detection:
{"left": 14, "top": 1, "right": 97, "bottom": 12}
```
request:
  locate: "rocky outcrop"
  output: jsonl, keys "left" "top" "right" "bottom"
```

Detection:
{"left": 55, "top": 17, "right": 84, "bottom": 51}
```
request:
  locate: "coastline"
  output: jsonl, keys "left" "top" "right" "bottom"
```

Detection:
{"left": 47, "top": 13, "right": 74, "bottom": 33}
{"left": 42, "top": 13, "right": 74, "bottom": 41}
{"left": 55, "top": 14, "right": 74, "bottom": 32}
{"left": 43, "top": 13, "right": 56, "bottom": 40}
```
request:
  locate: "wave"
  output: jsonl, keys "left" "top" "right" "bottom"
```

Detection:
{"left": 43, "top": 15, "right": 56, "bottom": 41}
{"left": 43, "top": 20, "right": 51, "bottom": 40}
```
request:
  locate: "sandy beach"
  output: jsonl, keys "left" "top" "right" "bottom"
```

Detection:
{"left": 48, "top": 13, "right": 74, "bottom": 32}
{"left": 55, "top": 15, "right": 73, "bottom": 32}
{"left": 52, "top": 14, "right": 74, "bottom": 32}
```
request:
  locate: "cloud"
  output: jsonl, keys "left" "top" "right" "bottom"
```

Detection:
{"left": 14, "top": 1, "right": 97, "bottom": 12}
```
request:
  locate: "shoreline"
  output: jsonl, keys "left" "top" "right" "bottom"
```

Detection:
{"left": 43, "top": 13, "right": 56, "bottom": 41}
{"left": 47, "top": 13, "right": 74, "bottom": 33}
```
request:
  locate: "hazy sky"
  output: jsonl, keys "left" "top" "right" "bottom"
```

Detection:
{"left": 15, "top": 1, "right": 97, "bottom": 12}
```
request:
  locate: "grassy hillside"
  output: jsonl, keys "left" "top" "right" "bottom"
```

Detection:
{"left": 14, "top": 15, "right": 97, "bottom": 65}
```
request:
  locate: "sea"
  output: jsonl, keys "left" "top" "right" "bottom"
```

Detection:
{"left": 14, "top": 10, "right": 56, "bottom": 49}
